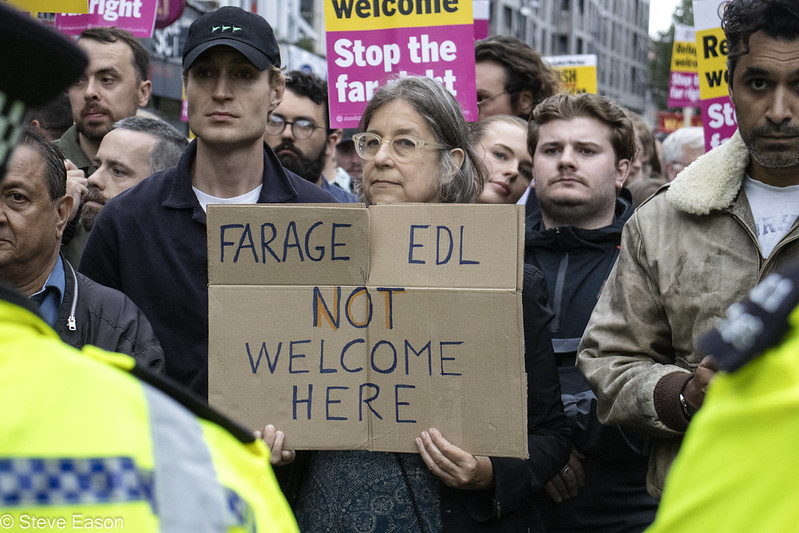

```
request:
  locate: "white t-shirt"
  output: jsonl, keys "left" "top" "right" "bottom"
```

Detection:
{"left": 192, "top": 185, "right": 263, "bottom": 212}
{"left": 744, "top": 176, "right": 799, "bottom": 258}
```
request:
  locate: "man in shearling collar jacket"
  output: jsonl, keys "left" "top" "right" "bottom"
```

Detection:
{"left": 577, "top": 0, "right": 799, "bottom": 500}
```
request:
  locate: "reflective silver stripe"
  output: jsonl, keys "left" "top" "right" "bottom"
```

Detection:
{"left": 552, "top": 337, "right": 581, "bottom": 354}
{"left": 143, "top": 383, "right": 227, "bottom": 532}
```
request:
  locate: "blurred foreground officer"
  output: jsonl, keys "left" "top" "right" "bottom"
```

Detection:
{"left": 0, "top": 5, "right": 298, "bottom": 531}
{"left": 648, "top": 264, "right": 799, "bottom": 532}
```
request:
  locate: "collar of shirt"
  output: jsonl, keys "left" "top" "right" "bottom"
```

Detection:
{"left": 29, "top": 255, "right": 66, "bottom": 327}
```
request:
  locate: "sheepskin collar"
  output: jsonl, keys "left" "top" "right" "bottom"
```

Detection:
{"left": 666, "top": 130, "right": 750, "bottom": 215}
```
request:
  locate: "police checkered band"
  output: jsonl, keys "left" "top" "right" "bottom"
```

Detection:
{"left": 225, "top": 485, "right": 255, "bottom": 531}
{"left": 0, "top": 457, "right": 154, "bottom": 507}
{"left": 0, "top": 90, "right": 26, "bottom": 173}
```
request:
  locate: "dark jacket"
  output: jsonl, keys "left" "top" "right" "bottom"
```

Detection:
{"left": 278, "top": 264, "right": 571, "bottom": 532}
{"left": 525, "top": 189, "right": 657, "bottom": 532}
{"left": 80, "top": 140, "right": 338, "bottom": 398}
{"left": 55, "top": 258, "right": 164, "bottom": 372}
{"left": 56, "top": 124, "right": 95, "bottom": 263}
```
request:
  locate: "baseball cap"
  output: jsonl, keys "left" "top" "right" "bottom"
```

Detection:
{"left": 183, "top": 6, "right": 281, "bottom": 72}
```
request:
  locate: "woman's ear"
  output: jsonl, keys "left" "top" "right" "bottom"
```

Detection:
{"left": 450, "top": 147, "right": 465, "bottom": 169}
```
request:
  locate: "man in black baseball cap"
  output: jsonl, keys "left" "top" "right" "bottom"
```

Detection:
{"left": 80, "top": 7, "right": 337, "bottom": 411}
{"left": 183, "top": 5, "right": 281, "bottom": 71}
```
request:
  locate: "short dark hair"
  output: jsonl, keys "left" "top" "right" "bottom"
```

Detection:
{"left": 23, "top": 92, "right": 73, "bottom": 140}
{"left": 79, "top": 27, "right": 150, "bottom": 83}
{"left": 284, "top": 70, "right": 330, "bottom": 131}
{"left": 528, "top": 93, "right": 636, "bottom": 164}
{"left": 475, "top": 35, "right": 561, "bottom": 117}
{"left": 113, "top": 116, "right": 188, "bottom": 173}
{"left": 722, "top": 0, "right": 799, "bottom": 87}
{"left": 19, "top": 129, "right": 66, "bottom": 201}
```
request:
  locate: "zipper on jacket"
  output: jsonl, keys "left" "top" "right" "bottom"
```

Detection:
{"left": 66, "top": 261, "right": 78, "bottom": 331}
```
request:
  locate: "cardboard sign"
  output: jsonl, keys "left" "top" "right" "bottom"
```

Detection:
{"left": 324, "top": 0, "right": 477, "bottom": 128}
{"left": 208, "top": 204, "right": 528, "bottom": 459}
{"left": 694, "top": 0, "right": 736, "bottom": 151}
{"left": 543, "top": 55, "right": 597, "bottom": 95}
{"left": 55, "top": 0, "right": 157, "bottom": 37}
{"left": 668, "top": 24, "right": 700, "bottom": 108}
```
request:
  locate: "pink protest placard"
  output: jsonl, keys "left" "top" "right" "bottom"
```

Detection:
{"left": 326, "top": 25, "right": 477, "bottom": 128}
{"left": 668, "top": 71, "right": 700, "bottom": 109}
{"left": 700, "top": 95, "right": 737, "bottom": 152}
{"left": 55, "top": 0, "right": 157, "bottom": 38}
{"left": 668, "top": 24, "right": 700, "bottom": 109}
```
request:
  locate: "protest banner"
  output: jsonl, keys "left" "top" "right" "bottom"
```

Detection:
{"left": 324, "top": 0, "right": 477, "bottom": 128}
{"left": 207, "top": 204, "right": 528, "bottom": 459}
{"left": 668, "top": 24, "right": 700, "bottom": 108}
{"left": 543, "top": 54, "right": 597, "bottom": 95}
{"left": 4, "top": 0, "right": 87, "bottom": 14}
{"left": 656, "top": 111, "right": 703, "bottom": 134}
{"left": 55, "top": 0, "right": 157, "bottom": 37}
{"left": 694, "top": 0, "right": 735, "bottom": 151}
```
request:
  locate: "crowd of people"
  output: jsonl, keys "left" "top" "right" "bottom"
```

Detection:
{"left": 3, "top": 0, "right": 799, "bottom": 531}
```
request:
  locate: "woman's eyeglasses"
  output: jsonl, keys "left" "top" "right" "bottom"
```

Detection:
{"left": 352, "top": 132, "right": 446, "bottom": 162}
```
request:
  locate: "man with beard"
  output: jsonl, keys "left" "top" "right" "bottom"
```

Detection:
{"left": 57, "top": 27, "right": 152, "bottom": 265}
{"left": 265, "top": 71, "right": 359, "bottom": 203}
{"left": 80, "top": 116, "right": 187, "bottom": 232}
{"left": 577, "top": 0, "right": 799, "bottom": 501}
{"left": 524, "top": 93, "right": 657, "bottom": 532}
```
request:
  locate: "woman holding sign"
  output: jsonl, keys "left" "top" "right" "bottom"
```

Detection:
{"left": 267, "top": 75, "right": 569, "bottom": 532}
{"left": 472, "top": 115, "right": 534, "bottom": 205}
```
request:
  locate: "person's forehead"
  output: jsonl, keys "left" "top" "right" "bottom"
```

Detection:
{"left": 5, "top": 145, "right": 45, "bottom": 188}
{"left": 99, "top": 128, "right": 156, "bottom": 156}
{"left": 77, "top": 38, "right": 135, "bottom": 71}
{"left": 475, "top": 61, "right": 507, "bottom": 85}
{"left": 278, "top": 89, "right": 326, "bottom": 125}
{"left": 734, "top": 32, "right": 799, "bottom": 78}
{"left": 538, "top": 116, "right": 613, "bottom": 143}
{"left": 483, "top": 120, "right": 525, "bottom": 141}
{"left": 368, "top": 100, "right": 428, "bottom": 134}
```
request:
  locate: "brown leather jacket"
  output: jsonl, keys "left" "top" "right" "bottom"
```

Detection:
{"left": 577, "top": 130, "right": 799, "bottom": 498}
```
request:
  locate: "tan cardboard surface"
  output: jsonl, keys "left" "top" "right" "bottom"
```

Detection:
{"left": 369, "top": 204, "right": 523, "bottom": 290}
{"left": 208, "top": 204, "right": 528, "bottom": 458}
{"left": 207, "top": 205, "right": 370, "bottom": 286}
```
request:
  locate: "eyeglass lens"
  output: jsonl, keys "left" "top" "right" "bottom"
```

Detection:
{"left": 266, "top": 115, "right": 317, "bottom": 139}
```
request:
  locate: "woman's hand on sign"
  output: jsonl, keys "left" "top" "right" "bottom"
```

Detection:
{"left": 256, "top": 424, "right": 296, "bottom": 467}
{"left": 415, "top": 427, "right": 494, "bottom": 490}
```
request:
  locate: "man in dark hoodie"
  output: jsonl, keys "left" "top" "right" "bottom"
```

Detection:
{"left": 524, "top": 93, "right": 657, "bottom": 532}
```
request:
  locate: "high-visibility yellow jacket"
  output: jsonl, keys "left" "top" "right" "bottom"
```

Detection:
{"left": 0, "top": 287, "right": 298, "bottom": 532}
{"left": 647, "top": 275, "right": 799, "bottom": 532}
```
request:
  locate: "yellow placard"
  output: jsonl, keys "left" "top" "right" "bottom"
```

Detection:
{"left": 696, "top": 26, "right": 729, "bottom": 100}
{"left": 324, "top": 0, "right": 472, "bottom": 32}
{"left": 3, "top": 0, "right": 88, "bottom": 13}
{"left": 555, "top": 65, "right": 597, "bottom": 95}
{"left": 671, "top": 40, "right": 698, "bottom": 72}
